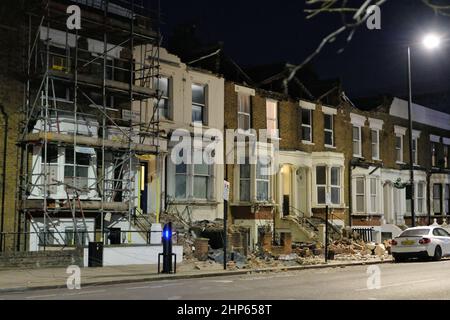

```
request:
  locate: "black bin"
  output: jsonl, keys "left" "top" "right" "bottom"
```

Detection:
{"left": 88, "top": 242, "right": 103, "bottom": 267}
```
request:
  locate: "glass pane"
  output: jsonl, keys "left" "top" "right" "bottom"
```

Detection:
{"left": 325, "top": 131, "right": 333, "bottom": 146}
{"left": 176, "top": 164, "right": 186, "bottom": 174}
{"left": 194, "top": 176, "right": 208, "bottom": 199}
{"left": 324, "top": 114, "right": 332, "bottom": 130}
{"left": 157, "top": 98, "right": 169, "bottom": 118}
{"left": 396, "top": 136, "right": 402, "bottom": 149}
{"left": 317, "top": 186, "right": 326, "bottom": 204}
{"left": 42, "top": 145, "right": 58, "bottom": 163}
{"left": 76, "top": 166, "right": 88, "bottom": 178}
{"left": 238, "top": 94, "right": 250, "bottom": 114}
{"left": 194, "top": 163, "right": 209, "bottom": 175}
{"left": 331, "top": 167, "right": 340, "bottom": 186}
{"left": 266, "top": 100, "right": 277, "bottom": 119}
{"left": 371, "top": 179, "right": 377, "bottom": 196}
{"left": 356, "top": 178, "right": 364, "bottom": 194}
{"left": 64, "top": 165, "right": 74, "bottom": 177}
{"left": 356, "top": 195, "right": 365, "bottom": 212}
{"left": 417, "top": 183, "right": 424, "bottom": 197}
{"left": 192, "top": 105, "right": 203, "bottom": 123}
{"left": 316, "top": 166, "right": 326, "bottom": 185}
{"left": 371, "top": 130, "right": 378, "bottom": 143}
{"left": 238, "top": 113, "right": 250, "bottom": 131}
{"left": 353, "top": 141, "right": 360, "bottom": 155}
{"left": 240, "top": 164, "right": 250, "bottom": 179}
{"left": 418, "top": 199, "right": 423, "bottom": 213}
{"left": 192, "top": 84, "right": 205, "bottom": 105}
{"left": 372, "top": 143, "right": 379, "bottom": 159}
{"left": 157, "top": 77, "right": 169, "bottom": 97}
{"left": 352, "top": 127, "right": 360, "bottom": 140}
{"left": 240, "top": 180, "right": 250, "bottom": 202}
{"left": 371, "top": 196, "right": 377, "bottom": 212}
{"left": 302, "top": 109, "right": 311, "bottom": 125}
{"left": 257, "top": 181, "right": 269, "bottom": 201}
{"left": 257, "top": 157, "right": 270, "bottom": 179}
{"left": 175, "top": 175, "right": 186, "bottom": 199}
{"left": 331, "top": 187, "right": 340, "bottom": 204}
{"left": 302, "top": 127, "right": 311, "bottom": 141}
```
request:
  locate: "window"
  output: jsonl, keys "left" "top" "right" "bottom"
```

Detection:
{"left": 355, "top": 177, "right": 365, "bottom": 212}
{"left": 154, "top": 76, "right": 170, "bottom": 119}
{"left": 174, "top": 149, "right": 212, "bottom": 201}
{"left": 370, "top": 178, "right": 378, "bottom": 213}
{"left": 266, "top": 100, "right": 278, "bottom": 138}
{"left": 192, "top": 84, "right": 206, "bottom": 124}
{"left": 417, "top": 183, "right": 425, "bottom": 213}
{"left": 65, "top": 228, "right": 87, "bottom": 246}
{"left": 444, "top": 145, "right": 449, "bottom": 168}
{"left": 239, "top": 158, "right": 250, "bottom": 202}
{"left": 316, "top": 166, "right": 326, "bottom": 204}
{"left": 301, "top": 109, "right": 312, "bottom": 142}
{"left": 324, "top": 114, "right": 334, "bottom": 147}
{"left": 175, "top": 163, "right": 187, "bottom": 199}
{"left": 256, "top": 156, "right": 270, "bottom": 202}
{"left": 64, "top": 147, "right": 91, "bottom": 193}
{"left": 371, "top": 130, "right": 379, "bottom": 160}
{"left": 237, "top": 94, "right": 251, "bottom": 132}
{"left": 38, "top": 228, "right": 55, "bottom": 246}
{"left": 431, "top": 143, "right": 437, "bottom": 167}
{"left": 412, "top": 138, "right": 418, "bottom": 165}
{"left": 433, "top": 184, "right": 442, "bottom": 215}
{"left": 330, "top": 167, "right": 340, "bottom": 205}
{"left": 395, "top": 135, "right": 403, "bottom": 163}
{"left": 352, "top": 126, "right": 362, "bottom": 157}
{"left": 406, "top": 184, "right": 412, "bottom": 214}
{"left": 445, "top": 184, "right": 450, "bottom": 216}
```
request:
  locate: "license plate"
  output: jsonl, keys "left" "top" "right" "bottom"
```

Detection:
{"left": 401, "top": 240, "right": 415, "bottom": 245}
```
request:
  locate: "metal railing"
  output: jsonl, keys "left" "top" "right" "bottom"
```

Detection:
{"left": 0, "top": 229, "right": 179, "bottom": 252}
{"left": 352, "top": 227, "right": 374, "bottom": 243}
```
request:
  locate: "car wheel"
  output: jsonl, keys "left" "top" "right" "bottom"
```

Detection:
{"left": 433, "top": 246, "right": 442, "bottom": 261}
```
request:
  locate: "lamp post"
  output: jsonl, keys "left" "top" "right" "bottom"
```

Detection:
{"left": 407, "top": 34, "right": 441, "bottom": 228}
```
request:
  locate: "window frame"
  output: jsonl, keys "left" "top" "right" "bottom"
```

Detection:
{"left": 371, "top": 129, "right": 380, "bottom": 160}
{"left": 191, "top": 83, "right": 207, "bottom": 125}
{"left": 352, "top": 126, "right": 362, "bottom": 158}
{"left": 370, "top": 178, "right": 378, "bottom": 213}
{"left": 330, "top": 167, "right": 341, "bottom": 205}
{"left": 256, "top": 156, "right": 271, "bottom": 202}
{"left": 239, "top": 158, "right": 251, "bottom": 202}
{"left": 355, "top": 177, "right": 365, "bottom": 213}
{"left": 324, "top": 114, "right": 334, "bottom": 147}
{"left": 301, "top": 108, "right": 313, "bottom": 143}
{"left": 431, "top": 142, "right": 437, "bottom": 167}
{"left": 266, "top": 99, "right": 279, "bottom": 139}
{"left": 417, "top": 182, "right": 425, "bottom": 214}
{"left": 433, "top": 184, "right": 442, "bottom": 215}
{"left": 154, "top": 76, "right": 170, "bottom": 119}
{"left": 395, "top": 134, "right": 403, "bottom": 163}
{"left": 237, "top": 93, "right": 251, "bottom": 133}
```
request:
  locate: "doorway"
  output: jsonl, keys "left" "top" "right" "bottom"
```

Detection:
{"left": 281, "top": 165, "right": 291, "bottom": 217}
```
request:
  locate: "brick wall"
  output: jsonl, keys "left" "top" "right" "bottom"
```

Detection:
{"left": 0, "top": 248, "right": 84, "bottom": 269}
{"left": 0, "top": 2, "right": 26, "bottom": 251}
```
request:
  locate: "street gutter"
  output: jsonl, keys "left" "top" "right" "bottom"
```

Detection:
{"left": 0, "top": 258, "right": 393, "bottom": 294}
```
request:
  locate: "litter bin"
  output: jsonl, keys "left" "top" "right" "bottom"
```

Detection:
{"left": 88, "top": 242, "right": 103, "bottom": 267}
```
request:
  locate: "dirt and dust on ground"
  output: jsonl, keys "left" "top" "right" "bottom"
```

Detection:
{"left": 157, "top": 213, "right": 392, "bottom": 271}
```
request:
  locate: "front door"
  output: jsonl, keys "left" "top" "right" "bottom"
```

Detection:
{"left": 281, "top": 165, "right": 291, "bottom": 217}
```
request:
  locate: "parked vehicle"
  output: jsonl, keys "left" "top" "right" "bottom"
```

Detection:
{"left": 391, "top": 226, "right": 450, "bottom": 262}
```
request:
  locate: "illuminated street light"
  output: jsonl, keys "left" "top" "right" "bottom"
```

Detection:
{"left": 423, "top": 33, "right": 441, "bottom": 50}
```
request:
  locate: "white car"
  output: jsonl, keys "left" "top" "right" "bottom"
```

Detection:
{"left": 391, "top": 226, "right": 450, "bottom": 262}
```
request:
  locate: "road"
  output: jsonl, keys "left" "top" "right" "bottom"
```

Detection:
{"left": 2, "top": 260, "right": 450, "bottom": 300}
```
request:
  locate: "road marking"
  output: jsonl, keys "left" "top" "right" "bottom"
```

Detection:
{"left": 208, "top": 280, "right": 233, "bottom": 283}
{"left": 26, "top": 294, "right": 57, "bottom": 299}
{"left": 355, "top": 278, "right": 435, "bottom": 291}
{"left": 126, "top": 286, "right": 151, "bottom": 290}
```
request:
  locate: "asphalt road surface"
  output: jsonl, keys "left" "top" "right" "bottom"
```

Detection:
{"left": 2, "top": 260, "right": 450, "bottom": 300}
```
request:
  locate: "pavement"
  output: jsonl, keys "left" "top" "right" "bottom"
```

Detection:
{"left": 2, "top": 258, "right": 450, "bottom": 300}
{"left": 0, "top": 256, "right": 392, "bottom": 294}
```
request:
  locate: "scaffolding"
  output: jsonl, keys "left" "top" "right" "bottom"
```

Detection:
{"left": 16, "top": 0, "right": 162, "bottom": 251}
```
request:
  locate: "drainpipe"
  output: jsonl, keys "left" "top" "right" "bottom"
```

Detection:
{"left": 0, "top": 104, "right": 8, "bottom": 252}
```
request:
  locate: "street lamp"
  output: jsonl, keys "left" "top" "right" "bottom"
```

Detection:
{"left": 407, "top": 33, "right": 441, "bottom": 227}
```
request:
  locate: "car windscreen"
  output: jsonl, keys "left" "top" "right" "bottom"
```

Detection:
{"left": 399, "top": 229, "right": 430, "bottom": 237}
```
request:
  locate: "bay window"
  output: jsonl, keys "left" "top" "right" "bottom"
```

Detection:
{"left": 355, "top": 177, "right": 365, "bottom": 213}
{"left": 239, "top": 158, "right": 250, "bottom": 202}
{"left": 64, "top": 147, "right": 91, "bottom": 193}
{"left": 316, "top": 166, "right": 341, "bottom": 205}
{"left": 417, "top": 182, "right": 425, "bottom": 213}
{"left": 256, "top": 156, "right": 270, "bottom": 202}
{"left": 370, "top": 178, "right": 378, "bottom": 213}
{"left": 433, "top": 184, "right": 442, "bottom": 215}
{"left": 445, "top": 184, "right": 450, "bottom": 216}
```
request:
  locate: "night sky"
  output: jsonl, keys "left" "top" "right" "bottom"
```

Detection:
{"left": 160, "top": 0, "right": 450, "bottom": 103}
